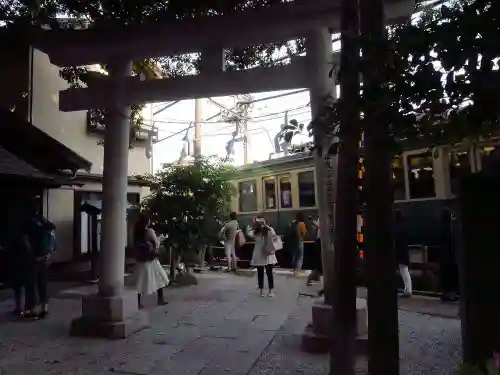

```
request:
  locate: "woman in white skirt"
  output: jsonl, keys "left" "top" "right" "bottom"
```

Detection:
{"left": 247, "top": 218, "right": 277, "bottom": 297}
{"left": 134, "top": 214, "right": 169, "bottom": 309}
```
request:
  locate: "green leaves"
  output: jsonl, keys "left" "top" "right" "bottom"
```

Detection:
{"left": 385, "top": 0, "right": 500, "bottom": 146}
{"left": 139, "top": 157, "right": 235, "bottom": 254}
{"left": 308, "top": 0, "right": 500, "bottom": 156}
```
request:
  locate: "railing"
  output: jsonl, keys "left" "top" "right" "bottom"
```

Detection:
{"left": 86, "top": 110, "right": 159, "bottom": 144}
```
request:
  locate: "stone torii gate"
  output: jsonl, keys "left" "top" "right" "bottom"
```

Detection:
{"left": 32, "top": 0, "right": 414, "bottom": 340}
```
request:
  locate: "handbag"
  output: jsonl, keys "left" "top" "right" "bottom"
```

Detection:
{"left": 236, "top": 229, "right": 246, "bottom": 248}
{"left": 263, "top": 233, "right": 283, "bottom": 255}
{"left": 136, "top": 240, "right": 158, "bottom": 262}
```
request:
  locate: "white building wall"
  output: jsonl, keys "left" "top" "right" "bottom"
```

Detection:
{"left": 31, "top": 49, "right": 152, "bottom": 263}
{"left": 30, "top": 48, "right": 151, "bottom": 176}
{"left": 43, "top": 187, "right": 74, "bottom": 263}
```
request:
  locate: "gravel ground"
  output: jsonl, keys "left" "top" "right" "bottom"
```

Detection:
{"left": 399, "top": 311, "right": 462, "bottom": 375}
{"left": 250, "top": 298, "right": 462, "bottom": 375}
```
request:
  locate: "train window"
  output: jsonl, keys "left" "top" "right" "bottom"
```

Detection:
{"left": 449, "top": 151, "right": 470, "bottom": 195}
{"left": 263, "top": 178, "right": 277, "bottom": 209}
{"left": 407, "top": 152, "right": 436, "bottom": 199}
{"left": 238, "top": 180, "right": 257, "bottom": 212}
{"left": 393, "top": 156, "right": 405, "bottom": 201}
{"left": 279, "top": 175, "right": 293, "bottom": 208}
{"left": 298, "top": 171, "right": 316, "bottom": 207}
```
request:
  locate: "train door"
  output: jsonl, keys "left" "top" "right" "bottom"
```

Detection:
{"left": 262, "top": 176, "right": 277, "bottom": 211}
{"left": 277, "top": 174, "right": 293, "bottom": 210}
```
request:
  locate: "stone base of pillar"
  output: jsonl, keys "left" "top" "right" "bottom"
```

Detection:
{"left": 70, "top": 289, "right": 149, "bottom": 340}
{"left": 301, "top": 298, "right": 368, "bottom": 354}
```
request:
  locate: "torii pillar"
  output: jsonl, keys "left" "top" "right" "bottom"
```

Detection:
{"left": 301, "top": 28, "right": 367, "bottom": 353}
{"left": 70, "top": 58, "right": 149, "bottom": 339}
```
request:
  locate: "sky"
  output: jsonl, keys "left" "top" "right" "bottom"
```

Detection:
{"left": 146, "top": 90, "right": 315, "bottom": 171}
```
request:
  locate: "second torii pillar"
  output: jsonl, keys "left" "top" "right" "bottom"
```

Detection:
{"left": 301, "top": 28, "right": 367, "bottom": 353}
{"left": 70, "top": 59, "right": 149, "bottom": 339}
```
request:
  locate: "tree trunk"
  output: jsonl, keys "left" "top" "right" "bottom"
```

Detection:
{"left": 329, "top": 0, "right": 361, "bottom": 374}
{"left": 360, "top": 1, "right": 400, "bottom": 375}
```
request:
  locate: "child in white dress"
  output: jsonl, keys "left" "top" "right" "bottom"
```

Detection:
{"left": 133, "top": 214, "right": 169, "bottom": 308}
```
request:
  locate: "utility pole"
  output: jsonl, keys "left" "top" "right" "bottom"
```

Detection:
{"left": 360, "top": 0, "right": 400, "bottom": 374}
{"left": 243, "top": 119, "right": 249, "bottom": 164}
{"left": 236, "top": 95, "right": 252, "bottom": 165}
{"left": 194, "top": 98, "right": 202, "bottom": 156}
{"left": 283, "top": 111, "right": 289, "bottom": 156}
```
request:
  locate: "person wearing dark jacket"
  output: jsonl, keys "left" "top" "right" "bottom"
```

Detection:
{"left": 4, "top": 219, "right": 28, "bottom": 316}
{"left": 22, "top": 202, "right": 56, "bottom": 320}
{"left": 439, "top": 208, "right": 459, "bottom": 303}
{"left": 307, "top": 216, "right": 322, "bottom": 286}
{"left": 21, "top": 201, "right": 56, "bottom": 319}
{"left": 395, "top": 210, "right": 412, "bottom": 297}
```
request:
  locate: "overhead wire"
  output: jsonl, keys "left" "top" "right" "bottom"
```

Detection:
{"left": 153, "top": 108, "right": 312, "bottom": 143}
{"left": 149, "top": 104, "right": 311, "bottom": 126}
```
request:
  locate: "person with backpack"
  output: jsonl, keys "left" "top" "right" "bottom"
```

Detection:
{"left": 286, "top": 212, "right": 307, "bottom": 277}
{"left": 3, "top": 210, "right": 29, "bottom": 317}
{"left": 219, "top": 212, "right": 240, "bottom": 272}
{"left": 22, "top": 200, "right": 56, "bottom": 320}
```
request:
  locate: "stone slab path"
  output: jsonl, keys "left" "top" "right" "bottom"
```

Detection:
{"left": 0, "top": 272, "right": 461, "bottom": 375}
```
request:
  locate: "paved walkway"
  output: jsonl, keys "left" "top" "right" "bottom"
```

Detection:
{"left": 0, "top": 272, "right": 461, "bottom": 375}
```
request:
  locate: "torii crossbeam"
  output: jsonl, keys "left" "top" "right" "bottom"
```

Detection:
{"left": 32, "top": 0, "right": 414, "bottom": 67}
{"left": 31, "top": 0, "right": 414, "bottom": 111}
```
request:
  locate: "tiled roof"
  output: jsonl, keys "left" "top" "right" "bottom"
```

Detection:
{"left": 0, "top": 144, "right": 57, "bottom": 184}
{"left": 0, "top": 109, "right": 92, "bottom": 174}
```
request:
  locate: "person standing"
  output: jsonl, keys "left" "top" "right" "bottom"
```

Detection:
{"left": 248, "top": 218, "right": 277, "bottom": 297}
{"left": 134, "top": 214, "right": 169, "bottom": 309}
{"left": 22, "top": 201, "right": 56, "bottom": 319}
{"left": 307, "top": 216, "right": 323, "bottom": 287}
{"left": 287, "top": 212, "right": 307, "bottom": 277}
{"left": 3, "top": 212, "right": 28, "bottom": 317}
{"left": 439, "top": 208, "right": 459, "bottom": 303}
{"left": 219, "top": 212, "right": 239, "bottom": 272}
{"left": 395, "top": 209, "right": 412, "bottom": 298}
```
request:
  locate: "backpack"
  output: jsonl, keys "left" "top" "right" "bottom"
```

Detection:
{"left": 41, "top": 229, "right": 57, "bottom": 254}
{"left": 284, "top": 221, "right": 300, "bottom": 248}
{"left": 30, "top": 218, "right": 57, "bottom": 257}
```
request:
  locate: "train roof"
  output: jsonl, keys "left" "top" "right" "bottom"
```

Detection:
{"left": 234, "top": 134, "right": 500, "bottom": 178}
{"left": 234, "top": 152, "right": 313, "bottom": 177}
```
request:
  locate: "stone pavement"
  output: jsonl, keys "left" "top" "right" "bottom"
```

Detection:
{"left": 0, "top": 272, "right": 461, "bottom": 375}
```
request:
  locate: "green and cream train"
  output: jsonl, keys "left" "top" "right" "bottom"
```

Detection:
{"left": 228, "top": 141, "right": 498, "bottom": 270}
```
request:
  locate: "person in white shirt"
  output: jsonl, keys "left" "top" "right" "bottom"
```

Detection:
{"left": 219, "top": 212, "right": 239, "bottom": 272}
